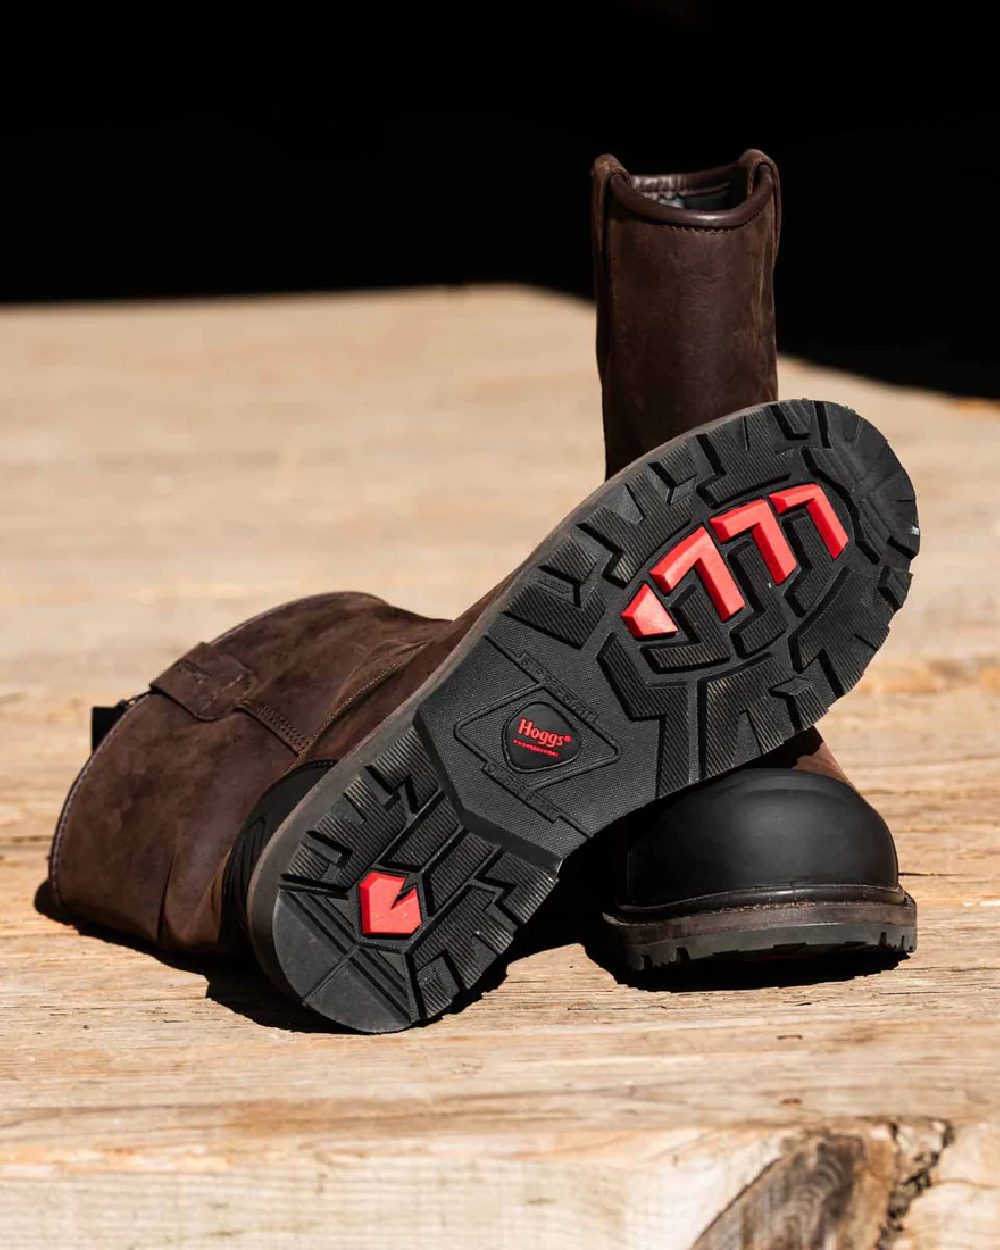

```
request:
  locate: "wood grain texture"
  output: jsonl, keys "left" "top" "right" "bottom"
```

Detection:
{"left": 0, "top": 288, "right": 998, "bottom": 1247}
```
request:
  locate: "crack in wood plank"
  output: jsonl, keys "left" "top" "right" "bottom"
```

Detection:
{"left": 688, "top": 1120, "right": 952, "bottom": 1250}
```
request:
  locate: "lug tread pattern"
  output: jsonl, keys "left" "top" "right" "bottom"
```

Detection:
{"left": 643, "top": 588, "right": 732, "bottom": 672}
{"left": 504, "top": 536, "right": 606, "bottom": 649}
{"left": 693, "top": 406, "right": 802, "bottom": 506}
{"left": 503, "top": 578, "right": 606, "bottom": 649}
{"left": 581, "top": 461, "right": 696, "bottom": 587}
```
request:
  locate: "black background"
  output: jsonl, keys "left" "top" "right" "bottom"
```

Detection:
{"left": 4, "top": 4, "right": 996, "bottom": 395}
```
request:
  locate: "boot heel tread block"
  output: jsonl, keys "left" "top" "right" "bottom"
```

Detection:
{"left": 273, "top": 728, "right": 557, "bottom": 1031}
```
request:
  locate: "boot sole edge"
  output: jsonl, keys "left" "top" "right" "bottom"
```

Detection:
{"left": 602, "top": 893, "right": 918, "bottom": 970}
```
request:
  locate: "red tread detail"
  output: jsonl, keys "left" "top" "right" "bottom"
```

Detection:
{"left": 769, "top": 484, "right": 849, "bottom": 558}
{"left": 711, "top": 498, "right": 798, "bottom": 583}
{"left": 621, "top": 583, "right": 678, "bottom": 638}
{"left": 649, "top": 527, "right": 746, "bottom": 622}
{"left": 359, "top": 871, "right": 423, "bottom": 936}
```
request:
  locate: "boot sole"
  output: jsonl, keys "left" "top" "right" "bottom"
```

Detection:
{"left": 603, "top": 889, "right": 918, "bottom": 971}
{"left": 247, "top": 399, "right": 918, "bottom": 1032}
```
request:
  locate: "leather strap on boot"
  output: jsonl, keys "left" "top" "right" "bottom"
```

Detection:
{"left": 152, "top": 642, "right": 310, "bottom": 753}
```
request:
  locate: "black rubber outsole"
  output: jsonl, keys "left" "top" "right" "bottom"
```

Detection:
{"left": 603, "top": 891, "right": 918, "bottom": 971}
{"left": 247, "top": 399, "right": 919, "bottom": 1032}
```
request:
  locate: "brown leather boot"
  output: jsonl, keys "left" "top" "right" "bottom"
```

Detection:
{"left": 50, "top": 593, "right": 445, "bottom": 952}
{"left": 51, "top": 400, "right": 917, "bottom": 1031}
{"left": 591, "top": 150, "right": 918, "bottom": 970}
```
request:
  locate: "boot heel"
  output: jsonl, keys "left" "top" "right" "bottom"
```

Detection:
{"left": 251, "top": 725, "right": 557, "bottom": 1033}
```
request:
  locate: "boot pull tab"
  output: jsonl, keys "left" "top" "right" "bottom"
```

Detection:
{"left": 591, "top": 154, "right": 628, "bottom": 273}
{"left": 591, "top": 154, "right": 629, "bottom": 380}
{"left": 151, "top": 641, "right": 255, "bottom": 720}
{"left": 738, "top": 148, "right": 782, "bottom": 252}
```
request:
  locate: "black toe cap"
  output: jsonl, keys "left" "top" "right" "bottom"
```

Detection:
{"left": 614, "top": 768, "right": 899, "bottom": 910}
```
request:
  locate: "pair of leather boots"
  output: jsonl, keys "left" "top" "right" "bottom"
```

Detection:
{"left": 49, "top": 150, "right": 920, "bottom": 1033}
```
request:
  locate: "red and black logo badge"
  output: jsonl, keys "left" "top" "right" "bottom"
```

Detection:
{"left": 504, "top": 702, "right": 580, "bottom": 772}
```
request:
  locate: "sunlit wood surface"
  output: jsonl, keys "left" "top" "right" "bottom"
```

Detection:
{"left": 1, "top": 288, "right": 998, "bottom": 1248}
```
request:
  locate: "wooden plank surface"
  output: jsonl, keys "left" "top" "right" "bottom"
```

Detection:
{"left": 0, "top": 288, "right": 998, "bottom": 1248}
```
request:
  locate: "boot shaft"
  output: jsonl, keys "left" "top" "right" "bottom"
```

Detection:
{"left": 593, "top": 150, "right": 781, "bottom": 477}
